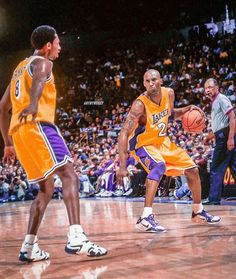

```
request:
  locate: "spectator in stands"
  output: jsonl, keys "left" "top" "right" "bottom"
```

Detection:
{"left": 10, "top": 176, "right": 27, "bottom": 201}
{"left": 1, "top": 26, "right": 236, "bottom": 205}
{"left": 0, "top": 176, "right": 10, "bottom": 202}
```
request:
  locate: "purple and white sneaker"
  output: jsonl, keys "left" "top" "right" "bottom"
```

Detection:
{"left": 136, "top": 214, "right": 166, "bottom": 233}
{"left": 192, "top": 209, "right": 221, "bottom": 224}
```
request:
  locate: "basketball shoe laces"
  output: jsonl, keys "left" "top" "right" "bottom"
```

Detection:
{"left": 67, "top": 232, "right": 107, "bottom": 256}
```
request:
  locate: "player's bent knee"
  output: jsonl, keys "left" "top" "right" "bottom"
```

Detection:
{"left": 147, "top": 162, "right": 166, "bottom": 181}
{"left": 185, "top": 167, "right": 199, "bottom": 178}
{"left": 57, "top": 162, "right": 75, "bottom": 178}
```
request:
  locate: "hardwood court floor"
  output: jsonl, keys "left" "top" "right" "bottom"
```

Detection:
{"left": 0, "top": 198, "right": 236, "bottom": 279}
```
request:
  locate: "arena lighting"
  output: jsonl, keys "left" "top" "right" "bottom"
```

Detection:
{"left": 205, "top": 4, "right": 235, "bottom": 36}
{"left": 190, "top": 4, "right": 235, "bottom": 37}
{"left": 205, "top": 18, "right": 218, "bottom": 37}
{"left": 223, "top": 4, "right": 235, "bottom": 34}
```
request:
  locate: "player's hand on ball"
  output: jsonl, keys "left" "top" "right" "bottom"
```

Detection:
{"left": 189, "top": 105, "right": 205, "bottom": 118}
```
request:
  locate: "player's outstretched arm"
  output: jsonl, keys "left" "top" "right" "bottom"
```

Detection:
{"left": 175, "top": 105, "right": 205, "bottom": 120}
{"left": 168, "top": 88, "right": 205, "bottom": 120}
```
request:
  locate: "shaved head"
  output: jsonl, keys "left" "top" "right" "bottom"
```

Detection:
{"left": 143, "top": 69, "right": 162, "bottom": 96}
{"left": 144, "top": 69, "right": 161, "bottom": 80}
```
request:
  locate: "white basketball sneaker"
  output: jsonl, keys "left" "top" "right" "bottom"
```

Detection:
{"left": 65, "top": 232, "right": 107, "bottom": 257}
{"left": 19, "top": 237, "right": 50, "bottom": 262}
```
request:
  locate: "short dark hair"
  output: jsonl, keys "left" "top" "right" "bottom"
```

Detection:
{"left": 31, "top": 25, "right": 56, "bottom": 49}
{"left": 13, "top": 177, "right": 20, "bottom": 183}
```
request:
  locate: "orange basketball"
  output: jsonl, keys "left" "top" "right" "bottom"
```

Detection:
{"left": 182, "top": 109, "right": 206, "bottom": 133}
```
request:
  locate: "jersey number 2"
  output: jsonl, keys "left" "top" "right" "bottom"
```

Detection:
{"left": 157, "top": 122, "right": 166, "bottom": 137}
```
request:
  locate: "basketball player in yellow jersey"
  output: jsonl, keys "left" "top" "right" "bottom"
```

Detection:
{"left": 0, "top": 25, "right": 107, "bottom": 262}
{"left": 117, "top": 69, "right": 220, "bottom": 232}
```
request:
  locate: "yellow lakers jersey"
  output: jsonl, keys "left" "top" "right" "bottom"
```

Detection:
{"left": 129, "top": 87, "right": 171, "bottom": 150}
{"left": 9, "top": 56, "right": 56, "bottom": 135}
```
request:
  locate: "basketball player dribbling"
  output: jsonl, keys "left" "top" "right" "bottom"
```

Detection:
{"left": 117, "top": 69, "right": 221, "bottom": 232}
{"left": 0, "top": 25, "right": 107, "bottom": 262}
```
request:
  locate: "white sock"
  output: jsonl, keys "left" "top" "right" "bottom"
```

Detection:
{"left": 69, "top": 224, "right": 84, "bottom": 235}
{"left": 69, "top": 225, "right": 87, "bottom": 242}
{"left": 141, "top": 207, "right": 153, "bottom": 218}
{"left": 24, "top": 234, "right": 37, "bottom": 244}
{"left": 193, "top": 203, "right": 204, "bottom": 214}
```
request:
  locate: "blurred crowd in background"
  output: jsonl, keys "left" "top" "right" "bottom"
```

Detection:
{"left": 0, "top": 28, "right": 236, "bottom": 203}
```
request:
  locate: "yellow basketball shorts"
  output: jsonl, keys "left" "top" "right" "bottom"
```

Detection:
{"left": 131, "top": 137, "right": 196, "bottom": 177}
{"left": 12, "top": 122, "right": 73, "bottom": 183}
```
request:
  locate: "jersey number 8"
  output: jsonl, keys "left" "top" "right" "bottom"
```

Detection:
{"left": 15, "top": 80, "right": 21, "bottom": 99}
